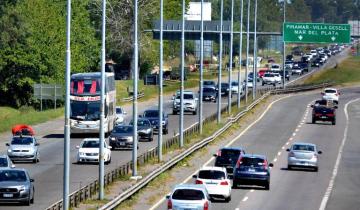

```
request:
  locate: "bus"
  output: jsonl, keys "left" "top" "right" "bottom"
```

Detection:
{"left": 70, "top": 72, "right": 116, "bottom": 134}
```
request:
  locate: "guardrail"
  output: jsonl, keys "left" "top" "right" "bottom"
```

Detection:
{"left": 46, "top": 82, "right": 332, "bottom": 210}
{"left": 122, "top": 92, "right": 145, "bottom": 102}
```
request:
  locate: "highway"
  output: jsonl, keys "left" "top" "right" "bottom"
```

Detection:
{"left": 0, "top": 50, "right": 347, "bottom": 210}
{"left": 153, "top": 87, "right": 360, "bottom": 210}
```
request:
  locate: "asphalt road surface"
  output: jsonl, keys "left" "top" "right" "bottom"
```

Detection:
{"left": 0, "top": 49, "right": 348, "bottom": 210}
{"left": 154, "top": 87, "right": 360, "bottom": 210}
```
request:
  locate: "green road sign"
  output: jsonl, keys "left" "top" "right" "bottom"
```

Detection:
{"left": 283, "top": 22, "right": 351, "bottom": 44}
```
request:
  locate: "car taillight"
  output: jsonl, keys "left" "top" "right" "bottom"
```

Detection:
{"left": 263, "top": 159, "right": 269, "bottom": 170}
{"left": 167, "top": 199, "right": 172, "bottom": 210}
{"left": 289, "top": 151, "right": 295, "bottom": 157}
{"left": 216, "top": 150, "right": 222, "bottom": 157}
{"left": 195, "top": 180, "right": 203, "bottom": 184}
{"left": 220, "top": 181, "right": 228, "bottom": 185}
{"left": 204, "top": 201, "right": 209, "bottom": 210}
{"left": 326, "top": 113, "right": 335, "bottom": 117}
{"left": 236, "top": 157, "right": 243, "bottom": 168}
{"left": 315, "top": 113, "right": 322, "bottom": 117}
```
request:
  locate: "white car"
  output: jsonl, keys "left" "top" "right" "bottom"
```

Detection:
{"left": 76, "top": 138, "right": 111, "bottom": 164}
{"left": 172, "top": 90, "right": 198, "bottom": 115}
{"left": 231, "top": 81, "right": 242, "bottom": 93}
{"left": 310, "top": 50, "right": 317, "bottom": 57}
{"left": 166, "top": 184, "right": 212, "bottom": 210}
{"left": 321, "top": 88, "right": 340, "bottom": 103}
{"left": 270, "top": 63, "right": 281, "bottom": 72}
{"left": 115, "top": 106, "right": 127, "bottom": 125}
{"left": 272, "top": 73, "right": 282, "bottom": 83}
{"left": 193, "top": 166, "right": 231, "bottom": 202}
{"left": 262, "top": 73, "right": 277, "bottom": 86}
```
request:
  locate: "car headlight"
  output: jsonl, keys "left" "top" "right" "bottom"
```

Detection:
{"left": 162, "top": 121, "right": 166, "bottom": 125}
{"left": 79, "top": 152, "right": 85, "bottom": 156}
{"left": 110, "top": 137, "right": 116, "bottom": 141}
{"left": 7, "top": 149, "right": 12, "bottom": 153}
{"left": 127, "top": 137, "right": 134, "bottom": 142}
{"left": 19, "top": 186, "right": 26, "bottom": 192}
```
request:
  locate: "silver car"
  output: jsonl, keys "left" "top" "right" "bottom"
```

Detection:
{"left": 166, "top": 184, "right": 212, "bottom": 210}
{"left": 0, "top": 168, "right": 34, "bottom": 205}
{"left": 0, "top": 155, "right": 15, "bottom": 169}
{"left": 287, "top": 142, "right": 322, "bottom": 171}
{"left": 6, "top": 136, "right": 40, "bottom": 163}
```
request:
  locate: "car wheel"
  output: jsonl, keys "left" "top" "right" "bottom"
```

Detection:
{"left": 225, "top": 195, "right": 231, "bottom": 202}
{"left": 332, "top": 119, "right": 336, "bottom": 125}
{"left": 163, "top": 128, "right": 168, "bottom": 135}
{"left": 30, "top": 188, "right": 34, "bottom": 204}
{"left": 264, "top": 181, "right": 270, "bottom": 190}
{"left": 273, "top": 83, "right": 276, "bottom": 87}
{"left": 314, "top": 166, "right": 318, "bottom": 172}
{"left": 262, "top": 82, "right": 264, "bottom": 86}
{"left": 23, "top": 197, "right": 31, "bottom": 206}
{"left": 106, "top": 156, "right": 111, "bottom": 165}
{"left": 232, "top": 181, "right": 238, "bottom": 189}
{"left": 312, "top": 118, "right": 316, "bottom": 124}
{"left": 172, "top": 110, "right": 177, "bottom": 115}
{"left": 287, "top": 165, "right": 292, "bottom": 170}
{"left": 193, "top": 111, "right": 197, "bottom": 115}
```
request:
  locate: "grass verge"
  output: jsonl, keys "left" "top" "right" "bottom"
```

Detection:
{"left": 304, "top": 56, "right": 360, "bottom": 86}
{"left": 0, "top": 106, "right": 64, "bottom": 134}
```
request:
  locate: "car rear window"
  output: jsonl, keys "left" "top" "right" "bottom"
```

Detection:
{"left": 325, "top": 89, "right": 336, "bottom": 93}
{"left": 292, "top": 145, "right": 315, "bottom": 151}
{"left": 198, "top": 170, "right": 225, "bottom": 180}
{"left": 240, "top": 157, "right": 265, "bottom": 167}
{"left": 172, "top": 189, "right": 205, "bottom": 200}
{"left": 221, "top": 149, "right": 240, "bottom": 157}
{"left": 264, "top": 74, "right": 274, "bottom": 77}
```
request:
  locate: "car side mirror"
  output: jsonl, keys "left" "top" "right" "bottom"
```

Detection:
{"left": 35, "top": 143, "right": 40, "bottom": 146}
{"left": 192, "top": 175, "right": 198, "bottom": 179}
{"left": 213, "top": 154, "right": 218, "bottom": 157}
{"left": 318, "top": 151, "right": 322, "bottom": 154}
{"left": 310, "top": 105, "right": 314, "bottom": 108}
{"left": 286, "top": 148, "right": 290, "bottom": 152}
{"left": 269, "top": 163, "right": 274, "bottom": 167}
{"left": 166, "top": 195, "right": 170, "bottom": 199}
{"left": 334, "top": 106, "right": 338, "bottom": 109}
{"left": 138, "top": 115, "right": 142, "bottom": 118}
{"left": 5, "top": 143, "right": 9, "bottom": 146}
{"left": 30, "top": 179, "right": 34, "bottom": 182}
{"left": 76, "top": 145, "right": 80, "bottom": 149}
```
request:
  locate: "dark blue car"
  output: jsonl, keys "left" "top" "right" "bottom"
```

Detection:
{"left": 233, "top": 154, "right": 273, "bottom": 190}
{"left": 141, "top": 110, "right": 169, "bottom": 135}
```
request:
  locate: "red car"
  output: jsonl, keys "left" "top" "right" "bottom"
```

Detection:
{"left": 258, "top": 68, "right": 269, "bottom": 78}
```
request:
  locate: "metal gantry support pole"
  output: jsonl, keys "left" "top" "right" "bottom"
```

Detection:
{"left": 180, "top": 0, "right": 185, "bottom": 147}
{"left": 132, "top": 0, "right": 139, "bottom": 176}
{"left": 228, "top": 0, "right": 234, "bottom": 114}
{"left": 99, "top": 0, "right": 106, "bottom": 200}
{"left": 63, "top": 0, "right": 71, "bottom": 209}
{"left": 282, "top": 0, "right": 286, "bottom": 89}
{"left": 245, "top": 0, "right": 251, "bottom": 104}
{"left": 217, "top": 0, "right": 224, "bottom": 123}
{"left": 158, "top": 0, "right": 164, "bottom": 161}
{"left": 237, "top": 0, "right": 244, "bottom": 108}
{"left": 252, "top": 0, "right": 257, "bottom": 100}
{"left": 199, "top": 0, "right": 204, "bottom": 134}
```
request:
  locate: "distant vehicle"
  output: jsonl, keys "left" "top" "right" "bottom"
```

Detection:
{"left": 270, "top": 63, "right": 281, "bottom": 72}
{"left": 291, "top": 66, "right": 303, "bottom": 75}
{"left": 285, "top": 60, "right": 294, "bottom": 69}
{"left": 279, "top": 70, "right": 290, "bottom": 81}
{"left": 287, "top": 142, "right": 322, "bottom": 171}
{"left": 202, "top": 87, "right": 217, "bottom": 102}
{"left": 297, "top": 62, "right": 309, "bottom": 72}
{"left": 76, "top": 138, "right": 111, "bottom": 164}
{"left": 141, "top": 109, "right": 169, "bottom": 134}
{"left": 258, "top": 69, "right": 269, "bottom": 78}
{"left": 262, "top": 73, "right": 277, "bottom": 86}
{"left": 115, "top": 106, "right": 127, "bottom": 125}
{"left": 219, "top": 83, "right": 230, "bottom": 96}
{"left": 0, "top": 169, "right": 34, "bottom": 205}
{"left": 109, "top": 125, "right": 136, "bottom": 149}
{"left": 292, "top": 47, "right": 303, "bottom": 56}
{"left": 172, "top": 91, "right": 198, "bottom": 115}
{"left": 203, "top": 80, "right": 216, "bottom": 90}
{"left": 166, "top": 184, "right": 212, "bottom": 210}
{"left": 321, "top": 88, "right": 340, "bottom": 104}
{"left": 311, "top": 59, "right": 321, "bottom": 67}
{"left": 286, "top": 54, "right": 294, "bottom": 61}
{"left": 70, "top": 72, "right": 116, "bottom": 134}
{"left": 244, "top": 78, "right": 254, "bottom": 89}
{"left": 248, "top": 72, "right": 260, "bottom": 82}
{"left": 0, "top": 155, "right": 15, "bottom": 169}
{"left": 214, "top": 147, "right": 246, "bottom": 174}
{"left": 6, "top": 135, "right": 40, "bottom": 163}
{"left": 311, "top": 104, "right": 337, "bottom": 125}
{"left": 193, "top": 166, "right": 231, "bottom": 202}
{"left": 310, "top": 49, "right": 317, "bottom": 57}
{"left": 231, "top": 81, "right": 242, "bottom": 93}
{"left": 129, "top": 118, "right": 154, "bottom": 141}
{"left": 272, "top": 73, "right": 282, "bottom": 84}
{"left": 233, "top": 154, "right": 273, "bottom": 190}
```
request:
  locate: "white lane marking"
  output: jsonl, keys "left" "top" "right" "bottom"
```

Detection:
{"left": 235, "top": 208, "right": 240, "bottom": 210}
{"left": 277, "top": 152, "right": 281, "bottom": 156}
{"left": 273, "top": 158, "right": 278, "bottom": 162}
{"left": 289, "top": 137, "right": 293, "bottom": 141}
{"left": 292, "top": 133, "right": 296, "bottom": 136}
{"left": 149, "top": 95, "right": 293, "bottom": 210}
{"left": 242, "top": 196, "right": 249, "bottom": 202}
{"left": 286, "top": 142, "right": 289, "bottom": 145}
{"left": 282, "top": 146, "right": 285, "bottom": 150}
{"left": 298, "top": 125, "right": 302, "bottom": 128}
{"left": 295, "top": 128, "right": 299, "bottom": 132}
{"left": 319, "top": 98, "right": 360, "bottom": 210}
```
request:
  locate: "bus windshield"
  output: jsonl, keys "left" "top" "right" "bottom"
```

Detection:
{"left": 70, "top": 101, "right": 102, "bottom": 121}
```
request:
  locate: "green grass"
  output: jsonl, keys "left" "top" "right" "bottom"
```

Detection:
{"left": 304, "top": 56, "right": 360, "bottom": 86}
{"left": 0, "top": 106, "right": 64, "bottom": 134}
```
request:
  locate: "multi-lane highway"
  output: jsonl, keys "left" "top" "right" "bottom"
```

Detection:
{"left": 0, "top": 49, "right": 348, "bottom": 210}
{"left": 153, "top": 87, "right": 360, "bottom": 210}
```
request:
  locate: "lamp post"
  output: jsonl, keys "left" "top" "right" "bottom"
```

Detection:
{"left": 237, "top": 0, "right": 244, "bottom": 108}
{"left": 217, "top": 0, "right": 224, "bottom": 123}
{"left": 199, "top": 0, "right": 204, "bottom": 133}
{"left": 228, "top": 0, "right": 234, "bottom": 114}
{"left": 158, "top": 0, "right": 164, "bottom": 161}
{"left": 282, "top": 0, "right": 286, "bottom": 89}
{"left": 252, "top": 0, "right": 258, "bottom": 100}
{"left": 180, "top": 0, "right": 185, "bottom": 147}
{"left": 245, "top": 0, "right": 251, "bottom": 103}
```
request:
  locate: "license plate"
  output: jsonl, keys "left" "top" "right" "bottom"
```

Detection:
{"left": 3, "top": 193, "right": 13, "bottom": 198}
{"left": 119, "top": 142, "right": 125, "bottom": 146}
{"left": 248, "top": 168, "right": 255, "bottom": 172}
{"left": 321, "top": 116, "right": 327, "bottom": 119}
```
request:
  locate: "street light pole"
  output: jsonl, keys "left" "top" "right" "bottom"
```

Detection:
{"left": 217, "top": 0, "right": 224, "bottom": 123}
{"left": 199, "top": 0, "right": 204, "bottom": 134}
{"left": 158, "top": 0, "right": 164, "bottom": 161}
{"left": 282, "top": 0, "right": 286, "bottom": 89}
{"left": 63, "top": 0, "right": 71, "bottom": 209}
{"left": 228, "top": 0, "right": 234, "bottom": 114}
{"left": 237, "top": 0, "right": 244, "bottom": 108}
{"left": 99, "top": 0, "right": 106, "bottom": 200}
{"left": 180, "top": 0, "right": 185, "bottom": 147}
{"left": 245, "top": 0, "right": 251, "bottom": 104}
{"left": 252, "top": 0, "right": 257, "bottom": 100}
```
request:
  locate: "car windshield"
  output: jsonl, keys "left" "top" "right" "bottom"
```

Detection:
{"left": 231, "top": 82, "right": 238, "bottom": 86}
{"left": 221, "top": 149, "right": 241, "bottom": 157}
{"left": 11, "top": 137, "right": 33, "bottom": 145}
{"left": 172, "top": 189, "right": 205, "bottom": 200}
{"left": 203, "top": 81, "right": 214, "bottom": 86}
{"left": 130, "top": 120, "right": 150, "bottom": 127}
{"left": 176, "top": 94, "right": 194, "bottom": 100}
{"left": 292, "top": 144, "right": 315, "bottom": 151}
{"left": 0, "top": 170, "right": 27, "bottom": 182}
{"left": 113, "top": 126, "right": 133, "bottom": 133}
{"left": 264, "top": 74, "right": 274, "bottom": 77}
{"left": 240, "top": 157, "right": 265, "bottom": 167}
{"left": 198, "top": 170, "right": 225, "bottom": 180}
{"left": 144, "top": 110, "right": 159, "bottom": 118}
{"left": 325, "top": 89, "right": 336, "bottom": 93}
{"left": 203, "top": 88, "right": 215, "bottom": 93}
{"left": 71, "top": 101, "right": 101, "bottom": 121}
{"left": 221, "top": 83, "right": 229, "bottom": 88}
{"left": 81, "top": 140, "right": 100, "bottom": 148}
{"left": 116, "top": 108, "right": 123, "bottom": 114}
{"left": 0, "top": 158, "right": 8, "bottom": 167}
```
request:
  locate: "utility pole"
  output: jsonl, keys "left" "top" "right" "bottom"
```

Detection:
{"left": 199, "top": 0, "right": 204, "bottom": 134}
{"left": 217, "top": 0, "right": 224, "bottom": 123}
{"left": 158, "top": 0, "right": 164, "bottom": 161}
{"left": 228, "top": 0, "right": 234, "bottom": 114}
{"left": 237, "top": 0, "right": 244, "bottom": 108}
{"left": 180, "top": 0, "right": 185, "bottom": 147}
{"left": 282, "top": 0, "right": 286, "bottom": 89}
{"left": 245, "top": 0, "right": 251, "bottom": 104}
{"left": 252, "top": 0, "right": 258, "bottom": 100}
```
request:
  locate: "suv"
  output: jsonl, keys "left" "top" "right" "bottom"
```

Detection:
{"left": 203, "top": 80, "right": 216, "bottom": 90}
{"left": 172, "top": 91, "right": 198, "bottom": 115}
{"left": 311, "top": 105, "right": 337, "bottom": 125}
{"left": 321, "top": 88, "right": 340, "bottom": 104}
{"left": 141, "top": 109, "right": 169, "bottom": 134}
{"left": 233, "top": 154, "right": 273, "bottom": 190}
{"left": 214, "top": 147, "right": 246, "bottom": 174}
